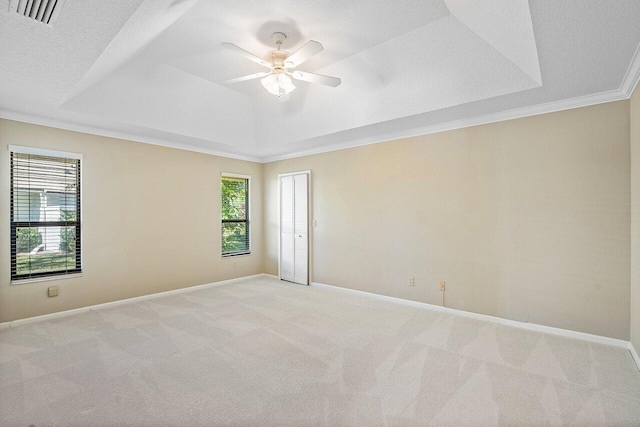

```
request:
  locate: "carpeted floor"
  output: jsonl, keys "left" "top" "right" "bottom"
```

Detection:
{"left": 1, "top": 276, "right": 639, "bottom": 426}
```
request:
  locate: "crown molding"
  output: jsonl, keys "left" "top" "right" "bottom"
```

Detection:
{"left": 258, "top": 88, "right": 628, "bottom": 163}
{"left": 0, "top": 84, "right": 634, "bottom": 165}
{"left": 621, "top": 42, "right": 640, "bottom": 97}
{"left": 0, "top": 109, "right": 262, "bottom": 163}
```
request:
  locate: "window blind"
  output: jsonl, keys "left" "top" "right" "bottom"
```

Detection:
{"left": 10, "top": 151, "right": 82, "bottom": 281}
{"left": 221, "top": 176, "right": 250, "bottom": 256}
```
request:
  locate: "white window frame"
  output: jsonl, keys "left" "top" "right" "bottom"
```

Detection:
{"left": 8, "top": 145, "right": 83, "bottom": 284}
{"left": 221, "top": 172, "right": 251, "bottom": 258}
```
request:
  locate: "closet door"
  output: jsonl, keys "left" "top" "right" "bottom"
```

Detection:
{"left": 279, "top": 172, "right": 309, "bottom": 285}
{"left": 279, "top": 175, "right": 295, "bottom": 283}
{"left": 293, "top": 173, "right": 308, "bottom": 285}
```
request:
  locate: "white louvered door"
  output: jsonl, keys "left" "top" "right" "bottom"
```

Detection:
{"left": 293, "top": 173, "right": 308, "bottom": 284}
{"left": 279, "top": 172, "right": 309, "bottom": 285}
{"left": 280, "top": 175, "right": 295, "bottom": 282}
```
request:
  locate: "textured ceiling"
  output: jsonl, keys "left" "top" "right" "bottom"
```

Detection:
{"left": 1, "top": 0, "right": 639, "bottom": 161}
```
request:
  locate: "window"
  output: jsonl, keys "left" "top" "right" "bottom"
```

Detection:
{"left": 10, "top": 146, "right": 82, "bottom": 281}
{"left": 221, "top": 174, "right": 250, "bottom": 257}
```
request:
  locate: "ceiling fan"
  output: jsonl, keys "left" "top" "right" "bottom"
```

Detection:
{"left": 221, "top": 32, "right": 341, "bottom": 100}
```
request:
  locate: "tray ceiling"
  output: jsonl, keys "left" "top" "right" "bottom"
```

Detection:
{"left": 0, "top": 0, "right": 639, "bottom": 161}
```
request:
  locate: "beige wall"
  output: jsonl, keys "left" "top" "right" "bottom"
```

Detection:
{"left": 1, "top": 99, "right": 634, "bottom": 341}
{"left": 263, "top": 101, "right": 631, "bottom": 339}
{"left": 0, "top": 119, "right": 263, "bottom": 322}
{"left": 631, "top": 86, "right": 640, "bottom": 352}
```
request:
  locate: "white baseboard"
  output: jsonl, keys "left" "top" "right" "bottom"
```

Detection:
{"left": 310, "top": 281, "right": 631, "bottom": 350}
{"left": 630, "top": 342, "right": 640, "bottom": 371}
{"left": 2, "top": 273, "right": 636, "bottom": 362}
{"left": 0, "top": 274, "right": 270, "bottom": 329}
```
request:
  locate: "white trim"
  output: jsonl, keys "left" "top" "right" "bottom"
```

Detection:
{"left": 11, "top": 273, "right": 82, "bottom": 286}
{"left": 277, "top": 176, "right": 281, "bottom": 281}
{"left": 0, "top": 109, "right": 261, "bottom": 163}
{"left": 8, "top": 144, "right": 83, "bottom": 160}
{"left": 630, "top": 342, "right": 640, "bottom": 371}
{"left": 0, "top": 84, "right": 635, "bottom": 165}
{"left": 0, "top": 274, "right": 270, "bottom": 329}
{"left": 277, "top": 170, "right": 312, "bottom": 178}
{"left": 621, "top": 41, "right": 640, "bottom": 97}
{"left": 0, "top": 87, "right": 632, "bottom": 165}
{"left": 310, "top": 281, "right": 630, "bottom": 349}
{"left": 259, "top": 89, "right": 628, "bottom": 163}
{"left": 221, "top": 172, "right": 251, "bottom": 180}
{"left": 2, "top": 273, "right": 636, "bottom": 358}
{"left": 221, "top": 252, "right": 251, "bottom": 259}
{"left": 260, "top": 275, "right": 640, "bottom": 356}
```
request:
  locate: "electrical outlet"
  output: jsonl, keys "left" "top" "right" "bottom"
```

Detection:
{"left": 409, "top": 277, "right": 415, "bottom": 286}
{"left": 438, "top": 281, "right": 446, "bottom": 291}
{"left": 48, "top": 286, "right": 59, "bottom": 297}
{"left": 232, "top": 262, "right": 237, "bottom": 269}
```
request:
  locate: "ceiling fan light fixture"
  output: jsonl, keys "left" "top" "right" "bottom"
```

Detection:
{"left": 278, "top": 73, "right": 296, "bottom": 94}
{"left": 261, "top": 74, "right": 279, "bottom": 95}
{"left": 261, "top": 73, "right": 296, "bottom": 96}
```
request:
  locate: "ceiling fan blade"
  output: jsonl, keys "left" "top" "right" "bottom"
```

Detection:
{"left": 284, "top": 40, "right": 324, "bottom": 68}
{"left": 222, "top": 72, "right": 271, "bottom": 84}
{"left": 221, "top": 42, "right": 272, "bottom": 69}
{"left": 290, "top": 70, "right": 341, "bottom": 87}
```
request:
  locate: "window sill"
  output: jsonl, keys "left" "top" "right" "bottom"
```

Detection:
{"left": 222, "top": 252, "right": 251, "bottom": 258}
{"left": 11, "top": 273, "right": 83, "bottom": 286}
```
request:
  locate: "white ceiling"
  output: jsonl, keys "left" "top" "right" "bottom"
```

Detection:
{"left": 1, "top": 0, "right": 639, "bottom": 162}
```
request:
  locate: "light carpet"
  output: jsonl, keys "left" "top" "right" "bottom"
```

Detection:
{"left": 1, "top": 276, "right": 639, "bottom": 426}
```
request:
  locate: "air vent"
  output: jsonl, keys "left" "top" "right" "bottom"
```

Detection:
{"left": 8, "top": 0, "right": 67, "bottom": 27}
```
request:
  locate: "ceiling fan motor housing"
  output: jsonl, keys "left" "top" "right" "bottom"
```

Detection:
{"left": 264, "top": 50, "right": 291, "bottom": 72}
